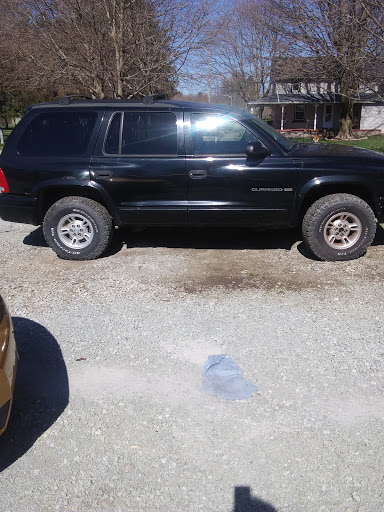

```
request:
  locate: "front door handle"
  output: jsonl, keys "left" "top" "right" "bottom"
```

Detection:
{"left": 93, "top": 170, "right": 113, "bottom": 178}
{"left": 188, "top": 170, "right": 207, "bottom": 179}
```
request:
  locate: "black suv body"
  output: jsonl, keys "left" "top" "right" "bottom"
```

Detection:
{"left": 1, "top": 96, "right": 384, "bottom": 261}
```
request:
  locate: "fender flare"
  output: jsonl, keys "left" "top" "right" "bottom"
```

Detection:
{"left": 32, "top": 180, "right": 121, "bottom": 225}
{"left": 296, "top": 175, "right": 376, "bottom": 212}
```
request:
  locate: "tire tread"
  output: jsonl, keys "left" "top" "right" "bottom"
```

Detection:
{"left": 43, "top": 196, "right": 113, "bottom": 260}
{"left": 302, "top": 193, "right": 376, "bottom": 261}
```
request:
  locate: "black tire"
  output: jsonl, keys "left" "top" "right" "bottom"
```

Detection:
{"left": 302, "top": 193, "right": 376, "bottom": 261}
{"left": 43, "top": 196, "right": 113, "bottom": 260}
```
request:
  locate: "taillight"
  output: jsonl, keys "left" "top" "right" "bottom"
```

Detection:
{"left": 0, "top": 169, "right": 9, "bottom": 194}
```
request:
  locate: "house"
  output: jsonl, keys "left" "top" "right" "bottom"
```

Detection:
{"left": 248, "top": 57, "right": 384, "bottom": 136}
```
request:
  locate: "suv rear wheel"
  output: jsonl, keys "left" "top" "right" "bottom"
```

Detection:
{"left": 43, "top": 196, "right": 113, "bottom": 260}
{"left": 302, "top": 193, "right": 377, "bottom": 261}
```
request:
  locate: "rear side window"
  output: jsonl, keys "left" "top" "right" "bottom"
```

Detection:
{"left": 104, "top": 112, "right": 177, "bottom": 155}
{"left": 18, "top": 111, "right": 97, "bottom": 156}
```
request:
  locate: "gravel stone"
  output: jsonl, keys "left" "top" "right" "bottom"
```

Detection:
{"left": 0, "top": 220, "right": 383, "bottom": 511}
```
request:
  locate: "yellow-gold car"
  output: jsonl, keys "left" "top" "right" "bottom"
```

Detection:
{"left": 0, "top": 295, "right": 17, "bottom": 435}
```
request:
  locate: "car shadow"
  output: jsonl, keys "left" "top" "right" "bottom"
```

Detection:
{"left": 23, "top": 223, "right": 384, "bottom": 259}
{"left": 0, "top": 318, "right": 69, "bottom": 471}
{"left": 23, "top": 225, "right": 303, "bottom": 256}
{"left": 233, "top": 486, "right": 277, "bottom": 511}
{"left": 372, "top": 222, "right": 384, "bottom": 246}
{"left": 115, "top": 226, "right": 301, "bottom": 252}
{"left": 23, "top": 226, "right": 47, "bottom": 247}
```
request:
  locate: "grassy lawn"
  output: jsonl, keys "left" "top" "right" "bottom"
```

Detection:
{"left": 292, "top": 134, "right": 384, "bottom": 152}
{"left": 0, "top": 129, "right": 13, "bottom": 151}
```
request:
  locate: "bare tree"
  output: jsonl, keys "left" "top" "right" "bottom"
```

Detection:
{"left": 268, "top": 0, "right": 382, "bottom": 139}
{"left": 0, "top": 0, "right": 215, "bottom": 100}
{"left": 360, "top": 0, "right": 384, "bottom": 55}
{"left": 206, "top": 0, "right": 281, "bottom": 105}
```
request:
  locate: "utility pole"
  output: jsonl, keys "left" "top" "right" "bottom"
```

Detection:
{"left": 203, "top": 48, "right": 211, "bottom": 103}
{"left": 222, "top": 94, "right": 232, "bottom": 105}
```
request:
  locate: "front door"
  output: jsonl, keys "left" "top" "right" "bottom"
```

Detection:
{"left": 323, "top": 104, "right": 334, "bottom": 129}
{"left": 90, "top": 109, "right": 187, "bottom": 225}
{"left": 185, "top": 112, "right": 298, "bottom": 227}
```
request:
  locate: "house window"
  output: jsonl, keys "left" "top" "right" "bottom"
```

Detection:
{"left": 291, "top": 81, "right": 301, "bottom": 93}
{"left": 323, "top": 104, "right": 334, "bottom": 127}
{"left": 294, "top": 104, "right": 305, "bottom": 122}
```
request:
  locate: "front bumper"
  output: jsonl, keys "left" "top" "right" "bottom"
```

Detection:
{"left": 0, "top": 194, "right": 38, "bottom": 225}
{"left": 0, "top": 300, "right": 17, "bottom": 435}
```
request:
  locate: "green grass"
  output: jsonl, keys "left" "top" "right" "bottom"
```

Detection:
{"left": 292, "top": 135, "right": 384, "bottom": 152}
{"left": 0, "top": 128, "right": 13, "bottom": 151}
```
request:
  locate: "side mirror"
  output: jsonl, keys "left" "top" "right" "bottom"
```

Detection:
{"left": 245, "top": 142, "right": 271, "bottom": 158}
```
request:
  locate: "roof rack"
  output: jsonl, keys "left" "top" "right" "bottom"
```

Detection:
{"left": 59, "top": 95, "right": 92, "bottom": 105}
{"left": 143, "top": 94, "right": 165, "bottom": 105}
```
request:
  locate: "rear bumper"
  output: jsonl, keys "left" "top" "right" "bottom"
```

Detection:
{"left": 0, "top": 194, "right": 39, "bottom": 225}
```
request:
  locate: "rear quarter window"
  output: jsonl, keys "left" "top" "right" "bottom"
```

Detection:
{"left": 17, "top": 111, "right": 98, "bottom": 156}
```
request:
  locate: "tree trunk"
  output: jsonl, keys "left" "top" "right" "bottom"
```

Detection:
{"left": 336, "top": 94, "right": 354, "bottom": 139}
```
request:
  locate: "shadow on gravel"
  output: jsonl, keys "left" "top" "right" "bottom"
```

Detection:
{"left": 372, "top": 223, "right": 384, "bottom": 246}
{"left": 0, "top": 318, "right": 69, "bottom": 471}
{"left": 117, "top": 226, "right": 301, "bottom": 252}
{"left": 23, "top": 224, "right": 300, "bottom": 253}
{"left": 23, "top": 226, "right": 47, "bottom": 247}
{"left": 23, "top": 223, "right": 384, "bottom": 259}
{"left": 233, "top": 487, "right": 277, "bottom": 512}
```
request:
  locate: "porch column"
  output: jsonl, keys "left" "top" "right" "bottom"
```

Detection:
{"left": 314, "top": 104, "right": 318, "bottom": 130}
{"left": 280, "top": 104, "right": 285, "bottom": 131}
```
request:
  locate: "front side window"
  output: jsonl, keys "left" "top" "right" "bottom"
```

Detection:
{"left": 191, "top": 114, "right": 258, "bottom": 156}
{"left": 18, "top": 111, "right": 97, "bottom": 156}
{"left": 104, "top": 111, "right": 177, "bottom": 155}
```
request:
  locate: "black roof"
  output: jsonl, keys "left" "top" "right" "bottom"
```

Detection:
{"left": 31, "top": 96, "right": 247, "bottom": 115}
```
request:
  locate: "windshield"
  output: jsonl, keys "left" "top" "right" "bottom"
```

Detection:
{"left": 245, "top": 114, "right": 295, "bottom": 152}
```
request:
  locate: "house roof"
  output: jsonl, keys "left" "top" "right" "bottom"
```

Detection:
{"left": 248, "top": 91, "right": 383, "bottom": 106}
{"left": 249, "top": 57, "right": 384, "bottom": 106}
{"left": 249, "top": 91, "right": 337, "bottom": 105}
{"left": 248, "top": 92, "right": 383, "bottom": 105}
{"left": 270, "top": 56, "right": 384, "bottom": 83}
{"left": 270, "top": 57, "right": 334, "bottom": 82}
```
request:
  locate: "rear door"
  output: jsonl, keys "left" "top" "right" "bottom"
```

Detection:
{"left": 90, "top": 108, "right": 187, "bottom": 225}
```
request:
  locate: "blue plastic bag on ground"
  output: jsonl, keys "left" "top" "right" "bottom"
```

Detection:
{"left": 201, "top": 354, "right": 258, "bottom": 400}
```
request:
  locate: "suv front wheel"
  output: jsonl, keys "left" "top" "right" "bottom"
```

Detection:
{"left": 43, "top": 196, "right": 113, "bottom": 260}
{"left": 302, "top": 193, "right": 377, "bottom": 261}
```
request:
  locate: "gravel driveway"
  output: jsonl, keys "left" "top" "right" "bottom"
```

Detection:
{"left": 0, "top": 219, "right": 383, "bottom": 512}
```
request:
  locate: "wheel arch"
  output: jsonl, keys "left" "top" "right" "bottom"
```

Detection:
{"left": 296, "top": 177, "right": 378, "bottom": 225}
{"left": 34, "top": 182, "right": 120, "bottom": 225}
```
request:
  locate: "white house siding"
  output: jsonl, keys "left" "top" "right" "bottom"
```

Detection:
{"left": 360, "top": 104, "right": 384, "bottom": 132}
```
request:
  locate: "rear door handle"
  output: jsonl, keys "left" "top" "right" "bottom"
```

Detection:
{"left": 93, "top": 170, "right": 113, "bottom": 178}
{"left": 188, "top": 170, "right": 207, "bottom": 179}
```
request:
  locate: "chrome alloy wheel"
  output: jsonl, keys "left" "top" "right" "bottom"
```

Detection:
{"left": 324, "top": 212, "right": 362, "bottom": 249}
{"left": 57, "top": 214, "right": 94, "bottom": 249}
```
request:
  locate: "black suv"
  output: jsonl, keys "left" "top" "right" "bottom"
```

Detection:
{"left": 0, "top": 95, "right": 383, "bottom": 261}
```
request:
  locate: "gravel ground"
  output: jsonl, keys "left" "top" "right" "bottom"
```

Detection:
{"left": 0, "top": 219, "right": 383, "bottom": 512}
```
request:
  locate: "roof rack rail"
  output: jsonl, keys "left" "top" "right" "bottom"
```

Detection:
{"left": 143, "top": 94, "right": 165, "bottom": 105}
{"left": 59, "top": 95, "right": 92, "bottom": 105}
